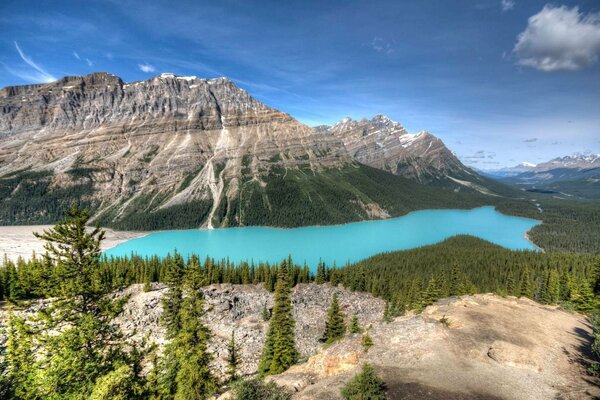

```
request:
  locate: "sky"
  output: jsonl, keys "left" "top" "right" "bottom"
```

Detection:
{"left": 1, "top": 0, "right": 599, "bottom": 169}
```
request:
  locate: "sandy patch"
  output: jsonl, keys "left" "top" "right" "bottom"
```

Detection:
{"left": 0, "top": 225, "right": 147, "bottom": 261}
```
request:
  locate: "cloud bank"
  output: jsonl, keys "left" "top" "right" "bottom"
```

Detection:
{"left": 514, "top": 5, "right": 600, "bottom": 72}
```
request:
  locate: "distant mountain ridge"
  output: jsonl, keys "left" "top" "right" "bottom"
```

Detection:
{"left": 488, "top": 153, "right": 600, "bottom": 199}
{"left": 0, "top": 72, "right": 510, "bottom": 228}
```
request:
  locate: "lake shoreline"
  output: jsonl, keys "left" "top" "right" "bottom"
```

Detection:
{"left": 105, "top": 207, "right": 541, "bottom": 268}
{"left": 0, "top": 206, "right": 543, "bottom": 263}
{"left": 0, "top": 225, "right": 148, "bottom": 262}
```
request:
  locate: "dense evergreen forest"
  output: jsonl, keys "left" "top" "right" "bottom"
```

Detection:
{"left": 1, "top": 164, "right": 599, "bottom": 253}
{"left": 1, "top": 207, "right": 599, "bottom": 399}
{"left": 2, "top": 235, "right": 598, "bottom": 314}
{"left": 496, "top": 198, "right": 600, "bottom": 254}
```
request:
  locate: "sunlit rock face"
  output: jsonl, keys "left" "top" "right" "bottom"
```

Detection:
{"left": 0, "top": 72, "right": 486, "bottom": 227}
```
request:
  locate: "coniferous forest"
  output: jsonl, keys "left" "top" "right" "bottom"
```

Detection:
{"left": 1, "top": 206, "right": 599, "bottom": 399}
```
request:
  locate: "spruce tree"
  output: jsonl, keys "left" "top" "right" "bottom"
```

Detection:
{"left": 420, "top": 276, "right": 440, "bottom": 309}
{"left": 448, "top": 263, "right": 462, "bottom": 296}
{"left": 519, "top": 267, "right": 533, "bottom": 298}
{"left": 340, "top": 363, "right": 386, "bottom": 400}
{"left": 323, "top": 293, "right": 346, "bottom": 343}
{"left": 258, "top": 261, "right": 298, "bottom": 375}
{"left": 4, "top": 311, "right": 34, "bottom": 399}
{"left": 161, "top": 251, "right": 185, "bottom": 339}
{"left": 262, "top": 301, "right": 271, "bottom": 321}
{"left": 542, "top": 270, "right": 560, "bottom": 304}
{"left": 315, "top": 261, "right": 327, "bottom": 284}
{"left": 16, "top": 205, "right": 142, "bottom": 399}
{"left": 154, "top": 266, "right": 218, "bottom": 399}
{"left": 349, "top": 314, "right": 363, "bottom": 334}
{"left": 571, "top": 280, "right": 596, "bottom": 313}
{"left": 226, "top": 330, "right": 242, "bottom": 382}
{"left": 382, "top": 301, "right": 393, "bottom": 323}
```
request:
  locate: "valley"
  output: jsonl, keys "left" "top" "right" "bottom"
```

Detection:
{"left": 1, "top": 1, "right": 600, "bottom": 399}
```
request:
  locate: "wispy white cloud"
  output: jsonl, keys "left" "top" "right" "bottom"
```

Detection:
{"left": 12, "top": 41, "right": 56, "bottom": 83}
{"left": 514, "top": 5, "right": 600, "bottom": 71}
{"left": 501, "top": 0, "right": 515, "bottom": 12}
{"left": 370, "top": 37, "right": 394, "bottom": 54}
{"left": 138, "top": 62, "right": 156, "bottom": 73}
{"left": 86, "top": 58, "right": 94, "bottom": 67}
{"left": 73, "top": 51, "right": 80, "bottom": 60}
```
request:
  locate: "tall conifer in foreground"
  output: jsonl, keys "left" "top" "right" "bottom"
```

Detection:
{"left": 153, "top": 266, "right": 217, "bottom": 399}
{"left": 8, "top": 205, "right": 144, "bottom": 399}
{"left": 258, "top": 261, "right": 298, "bottom": 375}
{"left": 161, "top": 251, "right": 186, "bottom": 339}
{"left": 323, "top": 293, "right": 346, "bottom": 343}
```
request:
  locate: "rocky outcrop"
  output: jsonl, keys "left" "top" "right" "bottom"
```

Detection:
{"left": 113, "top": 283, "right": 385, "bottom": 378}
{"left": 2, "top": 287, "right": 597, "bottom": 399}
{"left": 267, "top": 294, "right": 600, "bottom": 400}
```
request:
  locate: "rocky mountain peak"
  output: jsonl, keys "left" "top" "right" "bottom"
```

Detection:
{"left": 0, "top": 71, "right": 497, "bottom": 228}
{"left": 369, "top": 114, "right": 402, "bottom": 129}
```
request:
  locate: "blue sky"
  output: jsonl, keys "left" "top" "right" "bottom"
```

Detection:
{"left": 1, "top": 0, "right": 599, "bottom": 168}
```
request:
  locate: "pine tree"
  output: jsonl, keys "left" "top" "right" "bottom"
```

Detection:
{"left": 154, "top": 266, "right": 218, "bottom": 399}
{"left": 349, "top": 314, "right": 363, "bottom": 334}
{"left": 519, "top": 267, "right": 533, "bottom": 298}
{"left": 262, "top": 301, "right": 271, "bottom": 321}
{"left": 361, "top": 333, "right": 373, "bottom": 352}
{"left": 20, "top": 205, "right": 141, "bottom": 399}
{"left": 340, "top": 363, "right": 386, "bottom": 400}
{"left": 258, "top": 261, "right": 298, "bottom": 375}
{"left": 161, "top": 251, "right": 185, "bottom": 339}
{"left": 542, "top": 270, "right": 560, "bottom": 304}
{"left": 323, "top": 293, "right": 346, "bottom": 343}
{"left": 226, "top": 330, "right": 241, "bottom": 382}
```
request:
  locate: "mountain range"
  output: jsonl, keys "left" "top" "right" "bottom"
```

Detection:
{"left": 483, "top": 154, "right": 600, "bottom": 199}
{"left": 0, "top": 72, "right": 512, "bottom": 229}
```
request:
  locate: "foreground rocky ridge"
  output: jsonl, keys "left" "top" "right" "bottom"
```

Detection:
{"left": 113, "top": 283, "right": 385, "bottom": 378}
{"left": 269, "top": 293, "right": 599, "bottom": 400}
{"left": 1, "top": 284, "right": 597, "bottom": 399}
{"left": 0, "top": 73, "right": 497, "bottom": 228}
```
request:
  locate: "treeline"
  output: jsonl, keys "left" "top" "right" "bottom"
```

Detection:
{"left": 2, "top": 236, "right": 599, "bottom": 315}
{"left": 341, "top": 235, "right": 599, "bottom": 316}
{"left": 496, "top": 198, "right": 600, "bottom": 254}
{"left": 0, "top": 170, "right": 96, "bottom": 225}
{"left": 233, "top": 164, "right": 489, "bottom": 228}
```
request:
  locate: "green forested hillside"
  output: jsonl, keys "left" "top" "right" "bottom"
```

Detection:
{"left": 495, "top": 198, "right": 600, "bottom": 254}
{"left": 1, "top": 163, "right": 598, "bottom": 254}
{"left": 339, "top": 235, "right": 599, "bottom": 314}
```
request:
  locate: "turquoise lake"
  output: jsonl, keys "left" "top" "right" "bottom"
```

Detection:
{"left": 104, "top": 206, "right": 540, "bottom": 268}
